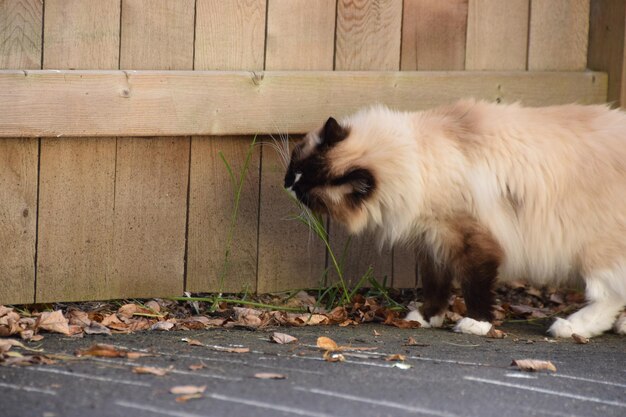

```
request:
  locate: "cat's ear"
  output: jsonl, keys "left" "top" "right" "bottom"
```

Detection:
{"left": 320, "top": 117, "right": 347, "bottom": 147}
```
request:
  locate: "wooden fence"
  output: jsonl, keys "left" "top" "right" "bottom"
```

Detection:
{"left": 0, "top": 0, "right": 624, "bottom": 304}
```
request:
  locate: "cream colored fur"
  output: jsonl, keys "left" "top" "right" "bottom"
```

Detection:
{"left": 325, "top": 100, "right": 626, "bottom": 338}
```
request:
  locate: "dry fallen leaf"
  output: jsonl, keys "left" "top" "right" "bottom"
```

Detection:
{"left": 323, "top": 351, "right": 345, "bottom": 362}
{"left": 175, "top": 393, "right": 204, "bottom": 403}
{"left": 373, "top": 330, "right": 381, "bottom": 336}
{"left": 132, "top": 366, "right": 172, "bottom": 376}
{"left": 188, "top": 363, "right": 206, "bottom": 371}
{"left": 83, "top": 321, "right": 112, "bottom": 336}
{"left": 271, "top": 332, "right": 298, "bottom": 344}
{"left": 316, "top": 336, "right": 339, "bottom": 352}
{"left": 36, "top": 311, "right": 70, "bottom": 335}
{"left": 170, "top": 385, "right": 206, "bottom": 395}
{"left": 486, "top": 327, "right": 506, "bottom": 339}
{"left": 511, "top": 359, "right": 557, "bottom": 372}
{"left": 404, "top": 337, "right": 428, "bottom": 347}
{"left": 151, "top": 321, "right": 175, "bottom": 331}
{"left": 253, "top": 372, "right": 287, "bottom": 380}
{"left": 223, "top": 347, "right": 250, "bottom": 353}
{"left": 385, "top": 354, "right": 406, "bottom": 362}
{"left": 572, "top": 334, "right": 589, "bottom": 344}
{"left": 76, "top": 344, "right": 126, "bottom": 358}
{"left": 145, "top": 300, "right": 161, "bottom": 313}
{"left": 181, "top": 338, "right": 204, "bottom": 347}
{"left": 126, "top": 351, "right": 154, "bottom": 359}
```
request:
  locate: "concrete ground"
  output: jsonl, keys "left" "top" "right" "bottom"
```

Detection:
{"left": 0, "top": 321, "right": 624, "bottom": 417}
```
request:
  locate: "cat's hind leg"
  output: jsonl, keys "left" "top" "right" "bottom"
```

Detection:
{"left": 549, "top": 267, "right": 626, "bottom": 338}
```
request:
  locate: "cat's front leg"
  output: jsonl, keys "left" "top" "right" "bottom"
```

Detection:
{"left": 405, "top": 247, "right": 453, "bottom": 328}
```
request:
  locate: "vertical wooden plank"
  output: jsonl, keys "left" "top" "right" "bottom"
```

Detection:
{"left": 0, "top": 0, "right": 41, "bottom": 303}
{"left": 191, "top": 2, "right": 265, "bottom": 293}
{"left": 0, "top": 0, "right": 42, "bottom": 69}
{"left": 587, "top": 0, "right": 626, "bottom": 106}
{"left": 0, "top": 139, "right": 38, "bottom": 304}
{"left": 187, "top": 137, "right": 260, "bottom": 293}
{"left": 466, "top": 0, "right": 529, "bottom": 70}
{"left": 37, "top": 0, "right": 119, "bottom": 302}
{"left": 335, "top": 0, "right": 403, "bottom": 70}
{"left": 115, "top": 0, "right": 192, "bottom": 297}
{"left": 195, "top": 0, "right": 266, "bottom": 71}
{"left": 528, "top": 0, "right": 590, "bottom": 70}
{"left": 43, "top": 0, "right": 120, "bottom": 69}
{"left": 109, "top": 138, "right": 188, "bottom": 297}
{"left": 120, "top": 0, "right": 195, "bottom": 70}
{"left": 401, "top": 0, "right": 468, "bottom": 71}
{"left": 37, "top": 138, "right": 116, "bottom": 302}
{"left": 330, "top": 0, "right": 400, "bottom": 287}
{"left": 259, "top": 0, "right": 334, "bottom": 292}
{"left": 265, "top": 0, "right": 336, "bottom": 70}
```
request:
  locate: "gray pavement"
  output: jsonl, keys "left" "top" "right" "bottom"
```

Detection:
{"left": 1, "top": 321, "right": 624, "bottom": 417}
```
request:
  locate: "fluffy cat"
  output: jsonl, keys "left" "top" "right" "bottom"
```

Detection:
{"left": 283, "top": 99, "right": 626, "bottom": 338}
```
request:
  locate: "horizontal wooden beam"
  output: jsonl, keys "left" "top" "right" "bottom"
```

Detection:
{"left": 0, "top": 70, "right": 608, "bottom": 137}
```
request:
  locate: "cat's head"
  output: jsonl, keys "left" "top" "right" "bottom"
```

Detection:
{"left": 284, "top": 116, "right": 378, "bottom": 234}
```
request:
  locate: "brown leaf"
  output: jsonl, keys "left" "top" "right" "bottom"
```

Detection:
{"left": 223, "top": 347, "right": 250, "bottom": 353}
{"left": 404, "top": 337, "right": 428, "bottom": 347}
{"left": 151, "top": 321, "right": 175, "bottom": 331}
{"left": 322, "top": 351, "right": 345, "bottom": 362}
{"left": 175, "top": 393, "right": 204, "bottom": 403}
{"left": 511, "top": 359, "right": 557, "bottom": 372}
{"left": 145, "top": 300, "right": 161, "bottom": 313}
{"left": 387, "top": 318, "right": 421, "bottom": 329}
{"left": 385, "top": 354, "right": 406, "bottom": 362}
{"left": 83, "top": 321, "right": 112, "bottom": 335}
{"left": 181, "top": 338, "right": 204, "bottom": 346}
{"left": 486, "top": 327, "right": 506, "bottom": 339}
{"left": 101, "top": 313, "right": 123, "bottom": 327}
{"left": 126, "top": 352, "right": 154, "bottom": 359}
{"left": 170, "top": 385, "right": 206, "bottom": 395}
{"left": 327, "top": 307, "right": 348, "bottom": 323}
{"left": 316, "top": 336, "right": 339, "bottom": 352}
{"left": 0, "top": 306, "right": 13, "bottom": 318}
{"left": 253, "top": 372, "right": 287, "bottom": 380}
{"left": 67, "top": 310, "right": 91, "bottom": 328}
{"left": 373, "top": 330, "right": 381, "bottom": 336}
{"left": 132, "top": 366, "right": 172, "bottom": 376}
{"left": 188, "top": 363, "right": 206, "bottom": 371}
{"left": 36, "top": 311, "right": 70, "bottom": 335}
{"left": 117, "top": 304, "right": 146, "bottom": 319}
{"left": 572, "top": 334, "right": 589, "bottom": 344}
{"left": 76, "top": 343, "right": 126, "bottom": 358}
{"left": 270, "top": 332, "right": 298, "bottom": 344}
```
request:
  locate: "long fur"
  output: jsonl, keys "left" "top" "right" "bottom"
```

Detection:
{"left": 285, "top": 100, "right": 626, "bottom": 338}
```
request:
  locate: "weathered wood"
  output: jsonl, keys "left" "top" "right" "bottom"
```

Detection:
{"left": 0, "top": 139, "right": 38, "bottom": 304}
{"left": 588, "top": 0, "right": 626, "bottom": 106}
{"left": 336, "top": 0, "right": 402, "bottom": 70}
{"left": 195, "top": 0, "right": 266, "bottom": 71}
{"left": 528, "top": 0, "right": 590, "bottom": 70}
{"left": 108, "top": 137, "right": 189, "bottom": 298}
{"left": 187, "top": 136, "right": 260, "bottom": 293}
{"left": 0, "top": 0, "right": 42, "bottom": 69}
{"left": 36, "top": 138, "right": 116, "bottom": 302}
{"left": 43, "top": 0, "right": 120, "bottom": 69}
{"left": 401, "top": 0, "right": 468, "bottom": 70}
{"left": 0, "top": 70, "right": 608, "bottom": 138}
{"left": 265, "top": 0, "right": 336, "bottom": 70}
{"left": 120, "top": 0, "right": 195, "bottom": 70}
{"left": 36, "top": 1, "right": 120, "bottom": 303}
{"left": 466, "top": 0, "right": 529, "bottom": 70}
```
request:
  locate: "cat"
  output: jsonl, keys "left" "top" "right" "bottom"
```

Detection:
{"left": 283, "top": 99, "right": 626, "bottom": 338}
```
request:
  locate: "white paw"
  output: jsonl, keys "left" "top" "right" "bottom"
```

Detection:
{"left": 405, "top": 310, "right": 430, "bottom": 328}
{"left": 613, "top": 313, "right": 626, "bottom": 335}
{"left": 453, "top": 317, "right": 492, "bottom": 336}
{"left": 548, "top": 317, "right": 574, "bottom": 338}
{"left": 428, "top": 314, "right": 445, "bottom": 328}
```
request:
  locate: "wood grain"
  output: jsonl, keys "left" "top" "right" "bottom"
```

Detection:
{"left": 0, "top": 70, "right": 608, "bottom": 137}
{"left": 0, "top": 139, "right": 38, "bottom": 304}
{"left": 108, "top": 137, "right": 188, "bottom": 298}
{"left": 528, "top": 0, "right": 590, "bottom": 70}
{"left": 43, "top": 0, "right": 120, "bottom": 69}
{"left": 186, "top": 136, "right": 260, "bottom": 293}
{"left": 36, "top": 1, "right": 120, "bottom": 303}
{"left": 36, "top": 138, "right": 116, "bottom": 302}
{"left": 0, "top": 0, "right": 42, "bottom": 69}
{"left": 336, "top": 0, "right": 402, "bottom": 70}
{"left": 401, "top": 0, "right": 468, "bottom": 71}
{"left": 195, "top": 0, "right": 266, "bottom": 70}
{"left": 466, "top": 0, "right": 529, "bottom": 70}
{"left": 265, "top": 0, "right": 335, "bottom": 70}
{"left": 120, "top": 0, "right": 194, "bottom": 70}
{"left": 588, "top": 0, "right": 626, "bottom": 106}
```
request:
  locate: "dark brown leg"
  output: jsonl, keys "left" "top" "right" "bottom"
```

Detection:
{"left": 417, "top": 247, "right": 454, "bottom": 321}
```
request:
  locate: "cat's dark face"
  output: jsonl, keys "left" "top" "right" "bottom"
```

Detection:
{"left": 284, "top": 117, "right": 376, "bottom": 225}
